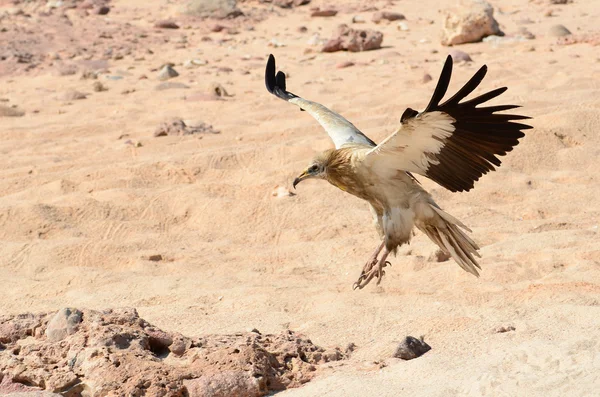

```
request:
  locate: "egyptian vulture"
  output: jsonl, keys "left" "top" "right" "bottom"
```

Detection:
{"left": 265, "top": 54, "right": 531, "bottom": 289}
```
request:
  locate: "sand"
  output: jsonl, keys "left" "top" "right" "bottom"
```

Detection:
{"left": 1, "top": 0, "right": 600, "bottom": 395}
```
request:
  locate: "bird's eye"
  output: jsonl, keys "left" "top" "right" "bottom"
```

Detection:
{"left": 309, "top": 165, "right": 319, "bottom": 173}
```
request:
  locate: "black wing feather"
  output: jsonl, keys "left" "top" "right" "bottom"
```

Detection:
{"left": 406, "top": 55, "right": 532, "bottom": 192}
{"left": 265, "top": 54, "right": 298, "bottom": 101}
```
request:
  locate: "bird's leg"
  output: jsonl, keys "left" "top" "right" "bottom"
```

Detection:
{"left": 353, "top": 242, "right": 390, "bottom": 290}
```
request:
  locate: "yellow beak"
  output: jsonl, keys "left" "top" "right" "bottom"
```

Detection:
{"left": 293, "top": 170, "right": 311, "bottom": 189}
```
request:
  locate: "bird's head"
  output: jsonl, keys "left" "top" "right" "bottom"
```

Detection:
{"left": 292, "top": 151, "right": 332, "bottom": 189}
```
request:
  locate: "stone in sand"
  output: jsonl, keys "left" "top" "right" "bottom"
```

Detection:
{"left": 46, "top": 308, "right": 83, "bottom": 342}
{"left": 549, "top": 24, "right": 571, "bottom": 37}
{"left": 157, "top": 65, "right": 179, "bottom": 81}
{"left": 183, "top": 0, "right": 243, "bottom": 19}
{"left": 393, "top": 336, "right": 431, "bottom": 360}
{"left": 322, "top": 24, "right": 383, "bottom": 53}
{"left": 441, "top": 0, "right": 502, "bottom": 46}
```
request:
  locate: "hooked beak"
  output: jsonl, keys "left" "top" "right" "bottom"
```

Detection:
{"left": 293, "top": 170, "right": 311, "bottom": 190}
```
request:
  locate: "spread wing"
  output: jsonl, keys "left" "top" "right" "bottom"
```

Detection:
{"left": 265, "top": 54, "right": 376, "bottom": 149}
{"left": 365, "top": 55, "right": 532, "bottom": 192}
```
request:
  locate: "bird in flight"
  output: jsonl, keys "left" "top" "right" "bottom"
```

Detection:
{"left": 265, "top": 54, "right": 531, "bottom": 289}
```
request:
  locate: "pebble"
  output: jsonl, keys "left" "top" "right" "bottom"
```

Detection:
{"left": 148, "top": 254, "right": 163, "bottom": 261}
{"left": 549, "top": 24, "right": 571, "bottom": 37}
{"left": 154, "top": 20, "right": 180, "bottom": 29}
{"left": 372, "top": 11, "right": 405, "bottom": 23}
{"left": 494, "top": 325, "right": 516, "bottom": 333}
{"left": 62, "top": 90, "right": 87, "bottom": 100}
{"left": 157, "top": 65, "right": 179, "bottom": 81}
{"left": 311, "top": 9, "right": 338, "bottom": 17}
{"left": 184, "top": 59, "right": 208, "bottom": 69}
{"left": 336, "top": 61, "right": 355, "bottom": 69}
{"left": 449, "top": 49, "right": 472, "bottom": 63}
{"left": 428, "top": 248, "right": 450, "bottom": 262}
{"left": 517, "top": 27, "right": 536, "bottom": 40}
{"left": 352, "top": 15, "right": 366, "bottom": 23}
{"left": 211, "top": 24, "right": 226, "bottom": 32}
{"left": 96, "top": 6, "right": 110, "bottom": 15}
{"left": 397, "top": 21, "right": 409, "bottom": 31}
{"left": 393, "top": 336, "right": 431, "bottom": 360}
{"left": 93, "top": 81, "right": 108, "bottom": 92}
{"left": 154, "top": 82, "right": 190, "bottom": 90}
{"left": 421, "top": 73, "right": 433, "bottom": 83}
{"left": 0, "top": 105, "right": 25, "bottom": 117}
{"left": 210, "top": 83, "right": 230, "bottom": 97}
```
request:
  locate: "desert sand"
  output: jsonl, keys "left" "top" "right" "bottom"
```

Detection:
{"left": 1, "top": 0, "right": 600, "bottom": 395}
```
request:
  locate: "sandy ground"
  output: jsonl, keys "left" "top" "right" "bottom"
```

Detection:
{"left": 1, "top": 0, "right": 600, "bottom": 395}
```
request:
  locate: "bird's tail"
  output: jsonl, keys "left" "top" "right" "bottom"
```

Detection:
{"left": 417, "top": 204, "right": 481, "bottom": 276}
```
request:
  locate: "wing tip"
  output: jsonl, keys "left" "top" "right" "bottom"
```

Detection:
{"left": 265, "top": 54, "right": 296, "bottom": 101}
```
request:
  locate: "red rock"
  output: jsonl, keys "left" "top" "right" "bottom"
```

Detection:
{"left": 211, "top": 24, "right": 226, "bottom": 32}
{"left": 311, "top": 9, "right": 338, "bottom": 17}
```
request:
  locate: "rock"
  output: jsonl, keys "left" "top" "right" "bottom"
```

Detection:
{"left": 517, "top": 27, "right": 536, "bottom": 40}
{"left": 448, "top": 49, "right": 472, "bottom": 63}
{"left": 428, "top": 248, "right": 451, "bottom": 262}
{"left": 61, "top": 90, "right": 87, "bottom": 101}
{"left": 209, "top": 82, "right": 230, "bottom": 97}
{"left": 397, "top": 21, "right": 409, "bottom": 31}
{"left": 96, "top": 5, "right": 110, "bottom": 15}
{"left": 549, "top": 0, "right": 571, "bottom": 3}
{"left": 311, "top": 8, "right": 337, "bottom": 17}
{"left": 549, "top": 24, "right": 571, "bottom": 37}
{"left": 441, "top": 0, "right": 502, "bottom": 46}
{"left": 421, "top": 73, "right": 432, "bottom": 83}
{"left": 336, "top": 61, "right": 355, "bottom": 68}
{"left": 184, "top": 59, "right": 208, "bottom": 68}
{"left": 322, "top": 24, "right": 383, "bottom": 53}
{"left": 155, "top": 82, "right": 190, "bottom": 90}
{"left": 93, "top": 81, "right": 108, "bottom": 92}
{"left": 393, "top": 336, "right": 431, "bottom": 360}
{"left": 154, "top": 119, "right": 220, "bottom": 137}
{"left": 273, "top": 0, "right": 311, "bottom": 7}
{"left": 0, "top": 105, "right": 25, "bottom": 117}
{"left": 157, "top": 65, "right": 179, "bottom": 81}
{"left": 494, "top": 325, "right": 516, "bottom": 333}
{"left": 183, "top": 0, "right": 243, "bottom": 19}
{"left": 46, "top": 308, "right": 83, "bottom": 342}
{"left": 352, "top": 15, "right": 366, "bottom": 23}
{"left": 0, "top": 308, "right": 343, "bottom": 395}
{"left": 154, "top": 20, "right": 180, "bottom": 29}
{"left": 372, "top": 11, "right": 405, "bottom": 23}
{"left": 148, "top": 254, "right": 163, "bottom": 261}
{"left": 211, "top": 23, "right": 226, "bottom": 32}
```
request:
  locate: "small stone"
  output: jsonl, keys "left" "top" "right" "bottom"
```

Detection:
{"left": 148, "top": 254, "right": 163, "bottom": 261}
{"left": 93, "top": 81, "right": 108, "bottom": 92}
{"left": 154, "top": 20, "right": 180, "bottom": 29}
{"left": 157, "top": 65, "right": 179, "bottom": 81}
{"left": 517, "top": 27, "right": 535, "bottom": 40}
{"left": 62, "top": 90, "right": 87, "bottom": 100}
{"left": 46, "top": 308, "right": 83, "bottom": 342}
{"left": 494, "top": 325, "right": 516, "bottom": 333}
{"left": 393, "top": 336, "right": 431, "bottom": 360}
{"left": 210, "top": 83, "right": 230, "bottom": 97}
{"left": 211, "top": 24, "right": 226, "bottom": 32}
{"left": 96, "top": 6, "right": 110, "bottom": 15}
{"left": 549, "top": 24, "right": 571, "bottom": 37}
{"left": 184, "top": 59, "right": 208, "bottom": 68}
{"left": 154, "top": 119, "right": 219, "bottom": 137}
{"left": 155, "top": 82, "right": 190, "bottom": 90}
{"left": 397, "top": 21, "right": 409, "bottom": 31}
{"left": 372, "top": 11, "right": 405, "bottom": 23}
{"left": 311, "top": 9, "right": 338, "bottom": 17}
{"left": 449, "top": 49, "right": 472, "bottom": 62}
{"left": 428, "top": 248, "right": 450, "bottom": 262}
{"left": 421, "top": 73, "right": 432, "bottom": 83}
{"left": 352, "top": 15, "right": 366, "bottom": 23}
{"left": 336, "top": 61, "right": 355, "bottom": 68}
{"left": 297, "top": 26, "right": 308, "bottom": 33}
{"left": 0, "top": 105, "right": 25, "bottom": 117}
